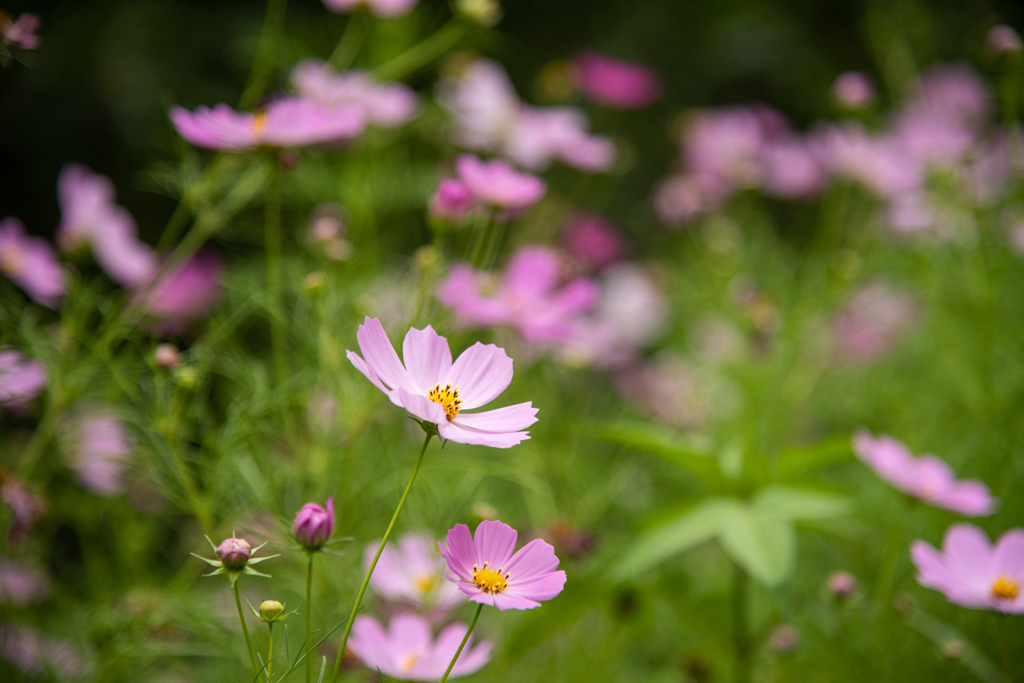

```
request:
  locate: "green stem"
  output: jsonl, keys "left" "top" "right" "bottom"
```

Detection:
{"left": 239, "top": 0, "right": 289, "bottom": 110}
{"left": 306, "top": 552, "right": 314, "bottom": 683}
{"left": 873, "top": 500, "right": 915, "bottom": 611}
{"left": 268, "top": 622, "right": 275, "bottom": 681}
{"left": 438, "top": 603, "right": 483, "bottom": 683}
{"left": 733, "top": 563, "right": 750, "bottom": 683}
{"left": 481, "top": 221, "right": 506, "bottom": 271}
{"left": 372, "top": 19, "right": 466, "bottom": 82}
{"left": 328, "top": 9, "right": 370, "bottom": 70}
{"left": 330, "top": 432, "right": 434, "bottom": 682}
{"left": 265, "top": 170, "right": 288, "bottom": 385}
{"left": 234, "top": 581, "right": 259, "bottom": 674}
{"left": 468, "top": 219, "right": 491, "bottom": 268}
{"left": 16, "top": 393, "right": 62, "bottom": 481}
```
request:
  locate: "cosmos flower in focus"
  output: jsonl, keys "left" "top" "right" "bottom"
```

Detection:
{"left": 291, "top": 60, "right": 418, "bottom": 129}
{"left": 852, "top": 430, "right": 995, "bottom": 515}
{"left": 348, "top": 612, "right": 492, "bottom": 680}
{"left": 63, "top": 407, "right": 133, "bottom": 497}
{"left": 0, "top": 218, "right": 65, "bottom": 308}
{"left": 0, "top": 349, "right": 46, "bottom": 413}
{"left": 571, "top": 51, "right": 662, "bottom": 109}
{"left": 135, "top": 249, "right": 223, "bottom": 336}
{"left": 321, "top": 0, "right": 419, "bottom": 17}
{"left": 170, "top": 98, "right": 366, "bottom": 151}
{"left": 437, "top": 246, "right": 599, "bottom": 343}
{"left": 346, "top": 317, "right": 538, "bottom": 448}
{"left": 366, "top": 533, "right": 464, "bottom": 610}
{"left": 912, "top": 523, "right": 1024, "bottom": 613}
{"left": 453, "top": 155, "right": 546, "bottom": 211}
{"left": 438, "top": 519, "right": 566, "bottom": 610}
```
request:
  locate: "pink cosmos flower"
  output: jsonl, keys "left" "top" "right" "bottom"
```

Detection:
{"left": 429, "top": 179, "right": 476, "bottom": 223}
{"left": 507, "top": 108, "right": 617, "bottom": 172}
{"left": 58, "top": 165, "right": 158, "bottom": 287}
{"left": 0, "top": 349, "right": 46, "bottom": 413}
{"left": 572, "top": 51, "right": 662, "bottom": 109}
{"left": 436, "top": 246, "right": 599, "bottom": 343}
{"left": 831, "top": 72, "right": 876, "bottom": 109}
{"left": 852, "top": 430, "right": 995, "bottom": 515}
{"left": 346, "top": 317, "right": 538, "bottom": 448}
{"left": 454, "top": 155, "right": 546, "bottom": 211}
{"left": 170, "top": 98, "right": 365, "bottom": 151}
{"left": 0, "top": 560, "right": 49, "bottom": 606}
{"left": 0, "top": 218, "right": 65, "bottom": 308}
{"left": 321, "top": 0, "right": 419, "bottom": 17}
{"left": 759, "top": 136, "right": 827, "bottom": 198}
{"left": 833, "top": 282, "right": 919, "bottom": 363}
{"left": 366, "top": 533, "right": 464, "bottom": 610}
{"left": 0, "top": 625, "right": 84, "bottom": 678}
{"left": 987, "top": 25, "right": 1022, "bottom": 55}
{"left": 1, "top": 13, "right": 40, "bottom": 50}
{"left": 348, "top": 612, "right": 491, "bottom": 680}
{"left": 911, "top": 524, "right": 1024, "bottom": 613}
{"left": 438, "top": 519, "right": 566, "bottom": 610}
{"left": 294, "top": 498, "right": 335, "bottom": 550}
{"left": 64, "top": 407, "right": 133, "bottom": 497}
{"left": 135, "top": 249, "right": 223, "bottom": 335}
{"left": 0, "top": 476, "right": 46, "bottom": 547}
{"left": 291, "top": 60, "right": 418, "bottom": 128}
{"left": 561, "top": 212, "right": 627, "bottom": 270}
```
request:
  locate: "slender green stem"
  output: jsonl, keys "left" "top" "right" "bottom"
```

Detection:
{"left": 330, "top": 432, "right": 434, "bottom": 682}
{"left": 16, "top": 393, "right": 62, "bottom": 481}
{"left": 239, "top": 0, "right": 289, "bottom": 110}
{"left": 468, "top": 219, "right": 491, "bottom": 268}
{"left": 481, "top": 221, "right": 506, "bottom": 271}
{"left": 438, "top": 603, "right": 483, "bottom": 683}
{"left": 732, "top": 562, "right": 750, "bottom": 683}
{"left": 872, "top": 500, "right": 915, "bottom": 611}
{"left": 234, "top": 581, "right": 259, "bottom": 674}
{"left": 328, "top": 9, "right": 370, "bottom": 70}
{"left": 267, "top": 622, "right": 275, "bottom": 681}
{"left": 306, "top": 552, "right": 314, "bottom": 683}
{"left": 264, "top": 170, "right": 288, "bottom": 385}
{"left": 373, "top": 19, "right": 466, "bottom": 82}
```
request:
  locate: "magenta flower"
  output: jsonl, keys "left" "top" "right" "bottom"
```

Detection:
{"left": 294, "top": 498, "right": 335, "bottom": 550}
{"left": 0, "top": 476, "right": 46, "bottom": 547}
{"left": 0, "top": 349, "right": 46, "bottom": 413}
{"left": 216, "top": 538, "right": 252, "bottom": 569}
{"left": 0, "top": 218, "right": 65, "bottom": 308}
{"left": 438, "top": 520, "right": 566, "bottom": 611}
{"left": 912, "top": 524, "right": 1024, "bottom": 613}
{"left": 321, "top": 0, "right": 419, "bottom": 17}
{"left": 365, "top": 533, "right": 464, "bottom": 610}
{"left": 572, "top": 51, "right": 662, "bottom": 109}
{"left": 852, "top": 430, "right": 995, "bottom": 515}
{"left": 135, "top": 249, "right": 223, "bottom": 335}
{"left": 437, "top": 245, "right": 599, "bottom": 343}
{"left": 833, "top": 282, "right": 919, "bottom": 363}
{"left": 346, "top": 317, "right": 538, "bottom": 448}
{"left": 64, "top": 407, "right": 132, "bottom": 497}
{"left": 429, "top": 179, "right": 476, "bottom": 223}
{"left": 291, "top": 60, "right": 418, "bottom": 129}
{"left": 1, "top": 13, "right": 40, "bottom": 50}
{"left": 987, "top": 25, "right": 1022, "bottom": 55}
{"left": 0, "top": 560, "right": 49, "bottom": 606}
{"left": 348, "top": 612, "right": 492, "bottom": 680}
{"left": 831, "top": 72, "right": 876, "bottom": 109}
{"left": 58, "top": 165, "right": 158, "bottom": 287}
{"left": 170, "top": 98, "right": 365, "bottom": 151}
{"left": 561, "top": 212, "right": 626, "bottom": 270}
{"left": 454, "top": 155, "right": 546, "bottom": 211}
{"left": 826, "top": 570, "right": 858, "bottom": 599}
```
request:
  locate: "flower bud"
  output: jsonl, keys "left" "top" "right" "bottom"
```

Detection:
{"left": 293, "top": 498, "right": 335, "bottom": 550}
{"left": 155, "top": 343, "right": 180, "bottom": 369}
{"left": 259, "top": 599, "right": 285, "bottom": 622}
{"left": 216, "top": 537, "right": 251, "bottom": 569}
{"left": 455, "top": 0, "right": 502, "bottom": 27}
{"left": 302, "top": 272, "right": 326, "bottom": 297}
{"left": 429, "top": 179, "right": 475, "bottom": 224}
{"left": 831, "top": 71, "right": 875, "bottom": 110}
{"left": 826, "top": 570, "right": 858, "bottom": 599}
{"left": 767, "top": 624, "right": 800, "bottom": 653}
{"left": 987, "top": 25, "right": 1022, "bottom": 56}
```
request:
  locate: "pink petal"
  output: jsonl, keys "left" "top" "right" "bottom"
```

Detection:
{"left": 356, "top": 317, "right": 411, "bottom": 392}
{"left": 489, "top": 592, "right": 542, "bottom": 611}
{"left": 447, "top": 342, "right": 513, "bottom": 410}
{"left": 503, "top": 247, "right": 561, "bottom": 297}
{"left": 346, "top": 350, "right": 388, "bottom": 394}
{"left": 943, "top": 523, "right": 997, "bottom": 584}
{"left": 504, "top": 570, "right": 567, "bottom": 603}
{"left": 994, "top": 528, "right": 1024, "bottom": 576}
{"left": 388, "top": 613, "right": 431, "bottom": 653}
{"left": 453, "top": 403, "right": 538, "bottom": 433}
{"left": 911, "top": 539, "right": 955, "bottom": 590}
{"left": 401, "top": 325, "right": 453, "bottom": 395}
{"left": 439, "top": 525, "right": 476, "bottom": 581}
{"left": 437, "top": 421, "right": 531, "bottom": 448}
{"left": 935, "top": 479, "right": 996, "bottom": 516}
{"left": 393, "top": 387, "right": 448, "bottom": 424}
{"left": 472, "top": 520, "right": 518, "bottom": 569}
{"left": 503, "top": 538, "right": 560, "bottom": 580}
{"left": 468, "top": 591, "right": 498, "bottom": 608}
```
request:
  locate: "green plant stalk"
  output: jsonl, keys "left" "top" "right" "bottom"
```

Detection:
{"left": 234, "top": 581, "right": 259, "bottom": 674}
{"left": 373, "top": 19, "right": 466, "bottom": 82}
{"left": 438, "top": 603, "right": 483, "bottom": 683}
{"left": 328, "top": 8, "right": 369, "bottom": 70}
{"left": 306, "top": 552, "right": 314, "bottom": 683}
{"left": 16, "top": 392, "right": 62, "bottom": 481}
{"left": 330, "top": 432, "right": 434, "bottom": 682}
{"left": 733, "top": 563, "right": 750, "bottom": 683}
{"left": 239, "top": 0, "right": 290, "bottom": 110}
{"left": 872, "top": 500, "right": 915, "bottom": 611}
{"left": 267, "top": 622, "right": 275, "bottom": 681}
{"left": 264, "top": 171, "right": 288, "bottom": 385}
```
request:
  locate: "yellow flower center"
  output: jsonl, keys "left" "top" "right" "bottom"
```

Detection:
{"left": 428, "top": 383, "right": 462, "bottom": 421}
{"left": 472, "top": 562, "right": 510, "bottom": 594}
{"left": 252, "top": 111, "right": 268, "bottom": 137}
{"left": 991, "top": 575, "right": 1020, "bottom": 600}
{"left": 401, "top": 654, "right": 419, "bottom": 673}
{"left": 1, "top": 244, "right": 25, "bottom": 275}
{"left": 414, "top": 575, "right": 436, "bottom": 594}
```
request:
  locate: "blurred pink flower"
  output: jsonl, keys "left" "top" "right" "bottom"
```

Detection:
{"left": 322, "top": 0, "right": 419, "bottom": 17}
{"left": 64, "top": 407, "right": 133, "bottom": 496}
{"left": 135, "top": 249, "right": 223, "bottom": 335}
{"left": 170, "top": 98, "right": 365, "bottom": 151}
{"left": 615, "top": 353, "right": 708, "bottom": 430}
{"left": 437, "top": 246, "right": 599, "bottom": 343}
{"left": 58, "top": 164, "right": 158, "bottom": 287}
{"left": 759, "top": 136, "right": 827, "bottom": 198}
{"left": 508, "top": 108, "right": 617, "bottom": 172}
{"left": 348, "top": 612, "right": 491, "bottom": 680}
{"left": 0, "top": 349, "right": 46, "bottom": 413}
{"left": 0, "top": 625, "right": 84, "bottom": 678}
{"left": 831, "top": 72, "right": 875, "bottom": 109}
{"left": 987, "top": 25, "right": 1022, "bottom": 55}
{"left": 561, "top": 211, "right": 626, "bottom": 270}
{"left": 346, "top": 317, "right": 538, "bottom": 448}
{"left": 0, "top": 559, "right": 49, "bottom": 605}
{"left": 293, "top": 498, "right": 335, "bottom": 550}
{"left": 826, "top": 570, "right": 858, "bottom": 599}
{"left": 429, "top": 179, "right": 476, "bottom": 223}
{"left": 0, "top": 218, "right": 65, "bottom": 308}
{"left": 1011, "top": 219, "right": 1024, "bottom": 253}
{"left": 833, "top": 282, "right": 918, "bottom": 363}
{"left": 572, "top": 51, "right": 662, "bottom": 109}
{"left": 366, "top": 533, "right": 464, "bottom": 610}
{"left": 912, "top": 524, "right": 1024, "bottom": 613}
{"left": 852, "top": 430, "right": 995, "bottom": 515}
{"left": 438, "top": 519, "right": 566, "bottom": 610}
{"left": 0, "top": 476, "right": 46, "bottom": 546}
{"left": 291, "top": 60, "right": 418, "bottom": 128}
{"left": 454, "top": 155, "right": 546, "bottom": 210}
{"left": 1, "top": 13, "right": 40, "bottom": 50}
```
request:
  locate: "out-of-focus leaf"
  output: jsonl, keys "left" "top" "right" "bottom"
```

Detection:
{"left": 596, "top": 420, "right": 722, "bottom": 489}
{"left": 609, "top": 497, "right": 738, "bottom": 580}
{"left": 753, "top": 485, "right": 852, "bottom": 521}
{"left": 718, "top": 505, "right": 796, "bottom": 587}
{"left": 776, "top": 436, "right": 854, "bottom": 480}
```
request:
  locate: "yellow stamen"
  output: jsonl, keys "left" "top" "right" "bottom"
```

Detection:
{"left": 414, "top": 575, "right": 436, "bottom": 594}
{"left": 472, "top": 562, "right": 510, "bottom": 594}
{"left": 401, "top": 654, "right": 419, "bottom": 673}
{"left": 252, "top": 111, "right": 268, "bottom": 137}
{"left": 427, "top": 383, "right": 462, "bottom": 421}
{"left": 991, "top": 575, "right": 1020, "bottom": 600}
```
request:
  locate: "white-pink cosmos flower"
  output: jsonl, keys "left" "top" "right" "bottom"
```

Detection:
{"left": 365, "top": 533, "right": 464, "bottom": 610}
{"left": 347, "top": 317, "right": 538, "bottom": 448}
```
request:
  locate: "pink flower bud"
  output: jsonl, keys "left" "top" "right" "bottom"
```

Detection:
{"left": 293, "top": 498, "right": 335, "bottom": 550}
{"left": 832, "top": 72, "right": 876, "bottom": 110}
{"left": 154, "top": 344, "right": 180, "bottom": 369}
{"left": 826, "top": 570, "right": 858, "bottom": 599}
{"left": 429, "top": 179, "right": 475, "bottom": 223}
{"left": 987, "top": 25, "right": 1022, "bottom": 56}
{"left": 216, "top": 537, "right": 251, "bottom": 569}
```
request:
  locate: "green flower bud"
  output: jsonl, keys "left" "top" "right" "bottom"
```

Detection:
{"left": 259, "top": 600, "right": 284, "bottom": 622}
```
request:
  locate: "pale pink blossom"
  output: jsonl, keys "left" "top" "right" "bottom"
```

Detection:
{"left": 572, "top": 51, "right": 662, "bottom": 109}
{"left": 987, "top": 25, "right": 1022, "bottom": 55}
{"left": 831, "top": 72, "right": 875, "bottom": 109}
{"left": 135, "top": 250, "right": 223, "bottom": 335}
{"left": 852, "top": 430, "right": 995, "bottom": 515}
{"left": 454, "top": 155, "right": 546, "bottom": 211}
{"left": 0, "top": 349, "right": 46, "bottom": 412}
{"left": 64, "top": 407, "right": 133, "bottom": 496}
{"left": 507, "top": 108, "right": 617, "bottom": 172}
{"left": 366, "top": 533, "right": 463, "bottom": 610}
{"left": 912, "top": 524, "right": 1024, "bottom": 612}
{"left": 291, "top": 60, "right": 418, "bottom": 128}
{"left": 833, "top": 282, "right": 919, "bottom": 363}
{"left": 429, "top": 179, "right": 476, "bottom": 223}
{"left": 348, "top": 612, "right": 491, "bottom": 680}
{"left": 438, "top": 519, "right": 566, "bottom": 610}
{"left": 0, "top": 218, "right": 65, "bottom": 308}
{"left": 1, "top": 13, "right": 40, "bottom": 50}
{"left": 0, "top": 476, "right": 46, "bottom": 546}
{"left": 0, "top": 625, "right": 84, "bottom": 678}
{"left": 561, "top": 211, "right": 626, "bottom": 270}
{"left": 321, "top": 0, "right": 419, "bottom": 17}
{"left": 170, "top": 98, "right": 365, "bottom": 151}
{"left": 760, "top": 136, "right": 827, "bottom": 198}
{"left": 0, "top": 559, "right": 49, "bottom": 605}
{"left": 347, "top": 317, "right": 538, "bottom": 448}
{"left": 437, "top": 246, "right": 598, "bottom": 343}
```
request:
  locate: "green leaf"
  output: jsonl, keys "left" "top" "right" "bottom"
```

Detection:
{"left": 609, "top": 497, "right": 738, "bottom": 580}
{"left": 776, "top": 436, "right": 854, "bottom": 480}
{"left": 753, "top": 485, "right": 852, "bottom": 521}
{"left": 597, "top": 420, "right": 722, "bottom": 489}
{"left": 718, "top": 505, "right": 796, "bottom": 587}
